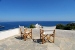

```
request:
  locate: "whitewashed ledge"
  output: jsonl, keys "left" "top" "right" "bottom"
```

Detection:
{"left": 0, "top": 28, "right": 40, "bottom": 40}
{"left": 0, "top": 28, "right": 20, "bottom": 40}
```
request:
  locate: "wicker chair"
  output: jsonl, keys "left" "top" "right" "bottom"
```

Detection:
{"left": 40, "top": 26, "right": 56, "bottom": 44}
{"left": 23, "top": 28, "right": 32, "bottom": 41}
{"left": 19, "top": 25, "right": 25, "bottom": 39}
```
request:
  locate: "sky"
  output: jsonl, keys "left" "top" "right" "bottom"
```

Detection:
{"left": 0, "top": 0, "right": 75, "bottom": 21}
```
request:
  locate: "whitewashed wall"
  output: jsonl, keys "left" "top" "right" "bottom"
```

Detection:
{"left": 0, "top": 28, "right": 20, "bottom": 40}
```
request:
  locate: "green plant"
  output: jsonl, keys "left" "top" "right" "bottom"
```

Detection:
{"left": 29, "top": 24, "right": 35, "bottom": 28}
{"left": 66, "top": 23, "right": 75, "bottom": 30}
{"left": 56, "top": 23, "right": 75, "bottom": 30}
{"left": 64, "top": 25, "right": 71, "bottom": 30}
{"left": 56, "top": 24, "right": 65, "bottom": 29}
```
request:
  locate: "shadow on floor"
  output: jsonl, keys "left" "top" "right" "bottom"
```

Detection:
{"left": 33, "top": 39, "right": 42, "bottom": 44}
{"left": 15, "top": 36, "right": 23, "bottom": 40}
{"left": 33, "top": 39, "right": 53, "bottom": 44}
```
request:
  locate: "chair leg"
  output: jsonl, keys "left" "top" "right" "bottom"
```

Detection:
{"left": 53, "top": 35, "right": 55, "bottom": 43}
{"left": 31, "top": 33, "right": 32, "bottom": 39}
{"left": 53, "top": 33, "right": 55, "bottom": 43}
{"left": 42, "top": 36, "right": 44, "bottom": 44}
{"left": 40, "top": 29, "right": 43, "bottom": 39}
{"left": 31, "top": 29, "right": 32, "bottom": 39}
{"left": 24, "top": 34, "right": 26, "bottom": 41}
{"left": 42, "top": 39, "right": 44, "bottom": 44}
{"left": 53, "top": 30, "right": 55, "bottom": 43}
{"left": 40, "top": 34, "right": 41, "bottom": 39}
{"left": 48, "top": 35, "right": 50, "bottom": 42}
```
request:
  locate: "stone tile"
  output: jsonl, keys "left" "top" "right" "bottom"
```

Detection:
{"left": 0, "top": 44, "right": 7, "bottom": 48}
{"left": 72, "top": 44, "right": 75, "bottom": 50}
{"left": 0, "top": 47, "right": 5, "bottom": 50}
{"left": 54, "top": 37, "right": 61, "bottom": 47}
{"left": 47, "top": 47, "right": 60, "bottom": 50}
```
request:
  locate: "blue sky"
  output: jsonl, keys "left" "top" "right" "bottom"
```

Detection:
{"left": 0, "top": 0, "right": 75, "bottom": 21}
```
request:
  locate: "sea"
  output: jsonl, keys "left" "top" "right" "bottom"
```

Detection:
{"left": 0, "top": 21, "right": 74, "bottom": 31}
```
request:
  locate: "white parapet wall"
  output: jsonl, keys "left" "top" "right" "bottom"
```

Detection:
{"left": 0, "top": 28, "right": 20, "bottom": 40}
{"left": 55, "top": 29, "right": 75, "bottom": 50}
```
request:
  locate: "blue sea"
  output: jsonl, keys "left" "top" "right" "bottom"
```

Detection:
{"left": 0, "top": 21, "right": 74, "bottom": 31}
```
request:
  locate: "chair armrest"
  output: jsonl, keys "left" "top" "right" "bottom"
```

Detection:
{"left": 40, "top": 29, "right": 44, "bottom": 34}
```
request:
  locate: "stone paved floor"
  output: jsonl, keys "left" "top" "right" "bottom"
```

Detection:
{"left": 0, "top": 29, "right": 60, "bottom": 50}
{"left": 0, "top": 35, "right": 60, "bottom": 50}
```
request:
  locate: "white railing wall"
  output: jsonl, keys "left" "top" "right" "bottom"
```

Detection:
{"left": 0, "top": 28, "right": 20, "bottom": 40}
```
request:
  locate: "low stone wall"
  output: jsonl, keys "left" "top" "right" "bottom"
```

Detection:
{"left": 0, "top": 28, "right": 20, "bottom": 40}
{"left": 55, "top": 29, "right": 75, "bottom": 50}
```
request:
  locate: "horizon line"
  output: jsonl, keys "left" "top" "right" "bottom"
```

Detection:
{"left": 0, "top": 20, "right": 75, "bottom": 22}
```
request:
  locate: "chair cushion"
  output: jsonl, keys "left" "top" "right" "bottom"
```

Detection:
{"left": 19, "top": 26, "right": 25, "bottom": 33}
{"left": 26, "top": 31, "right": 30, "bottom": 33}
{"left": 43, "top": 26, "right": 56, "bottom": 30}
{"left": 43, "top": 31, "right": 53, "bottom": 34}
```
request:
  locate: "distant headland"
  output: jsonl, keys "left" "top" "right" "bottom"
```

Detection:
{"left": 0, "top": 25, "right": 4, "bottom": 28}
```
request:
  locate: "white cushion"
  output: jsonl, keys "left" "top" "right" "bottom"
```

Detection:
{"left": 43, "top": 26, "right": 56, "bottom": 30}
{"left": 26, "top": 31, "right": 30, "bottom": 33}
{"left": 42, "top": 26, "right": 56, "bottom": 35}
{"left": 19, "top": 26, "right": 25, "bottom": 33}
{"left": 43, "top": 31, "right": 53, "bottom": 34}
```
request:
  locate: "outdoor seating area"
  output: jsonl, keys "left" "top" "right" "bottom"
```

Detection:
{"left": 19, "top": 25, "right": 56, "bottom": 44}
{"left": 0, "top": 26, "right": 60, "bottom": 50}
{"left": 0, "top": 26, "right": 75, "bottom": 50}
